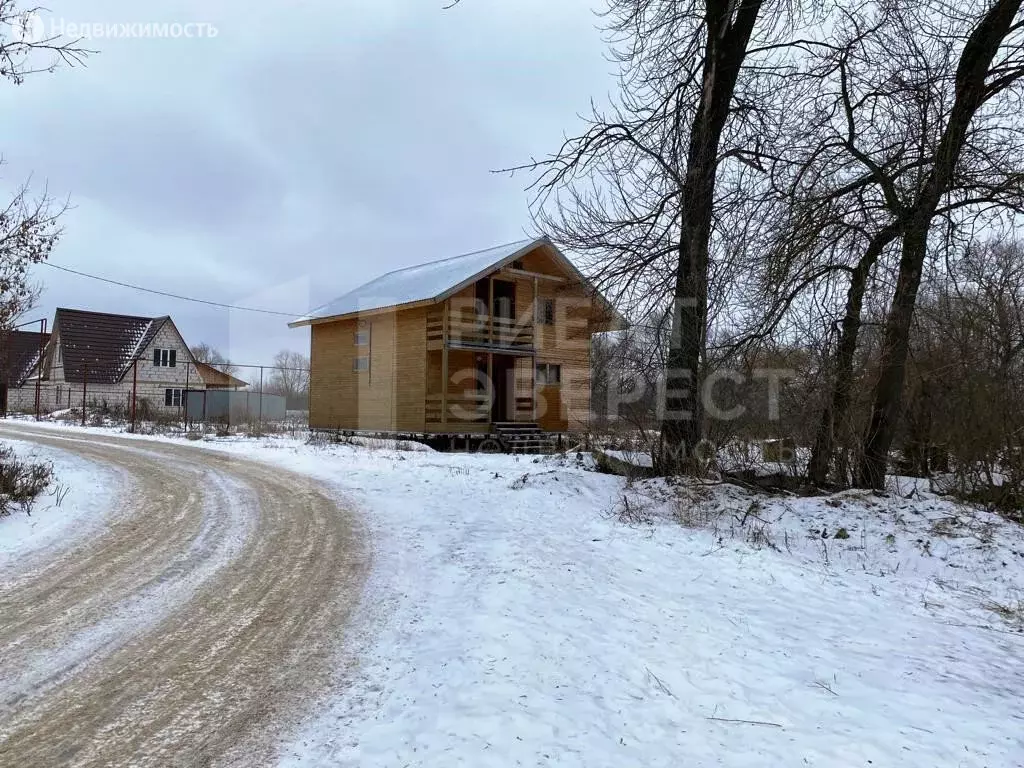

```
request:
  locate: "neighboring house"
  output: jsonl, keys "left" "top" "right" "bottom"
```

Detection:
{"left": 193, "top": 361, "right": 249, "bottom": 390}
{"left": 3, "top": 308, "right": 246, "bottom": 414}
{"left": 0, "top": 329, "right": 50, "bottom": 414}
{"left": 290, "top": 236, "right": 624, "bottom": 435}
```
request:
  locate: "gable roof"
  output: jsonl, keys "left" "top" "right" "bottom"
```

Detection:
{"left": 0, "top": 330, "right": 51, "bottom": 387}
{"left": 290, "top": 236, "right": 625, "bottom": 328}
{"left": 52, "top": 308, "right": 182, "bottom": 384}
{"left": 291, "top": 237, "right": 542, "bottom": 326}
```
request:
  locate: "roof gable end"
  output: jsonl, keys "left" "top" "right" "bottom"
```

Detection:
{"left": 51, "top": 308, "right": 188, "bottom": 384}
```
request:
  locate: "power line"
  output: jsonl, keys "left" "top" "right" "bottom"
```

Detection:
{"left": 40, "top": 262, "right": 305, "bottom": 318}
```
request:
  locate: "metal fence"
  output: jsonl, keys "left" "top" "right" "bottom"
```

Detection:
{"left": 0, "top": 337, "right": 308, "bottom": 434}
{"left": 184, "top": 389, "right": 286, "bottom": 424}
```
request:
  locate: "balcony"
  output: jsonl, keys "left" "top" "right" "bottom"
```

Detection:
{"left": 426, "top": 312, "right": 535, "bottom": 352}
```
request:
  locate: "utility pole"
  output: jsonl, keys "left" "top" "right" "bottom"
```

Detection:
{"left": 258, "top": 365, "right": 264, "bottom": 433}
{"left": 183, "top": 362, "right": 190, "bottom": 429}
{"left": 130, "top": 360, "right": 138, "bottom": 433}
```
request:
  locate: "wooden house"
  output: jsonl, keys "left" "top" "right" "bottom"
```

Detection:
{"left": 290, "top": 237, "right": 624, "bottom": 440}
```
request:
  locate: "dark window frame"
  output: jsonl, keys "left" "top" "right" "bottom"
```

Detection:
{"left": 154, "top": 348, "right": 178, "bottom": 368}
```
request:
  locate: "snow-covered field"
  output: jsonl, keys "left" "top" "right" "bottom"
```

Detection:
{"left": 3, "top": 421, "right": 1023, "bottom": 766}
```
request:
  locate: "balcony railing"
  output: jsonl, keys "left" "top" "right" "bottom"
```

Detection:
{"left": 427, "top": 313, "right": 534, "bottom": 350}
{"left": 425, "top": 392, "right": 490, "bottom": 425}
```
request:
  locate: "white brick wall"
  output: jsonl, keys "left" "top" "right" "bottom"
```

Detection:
{"left": 6, "top": 322, "right": 207, "bottom": 415}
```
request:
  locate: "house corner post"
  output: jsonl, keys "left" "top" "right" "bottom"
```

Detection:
{"left": 533, "top": 275, "right": 539, "bottom": 423}
{"left": 487, "top": 352, "right": 493, "bottom": 426}
{"left": 488, "top": 277, "right": 495, "bottom": 344}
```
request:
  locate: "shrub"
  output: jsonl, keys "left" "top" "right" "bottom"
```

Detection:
{"left": 0, "top": 444, "right": 55, "bottom": 517}
{"left": 135, "top": 397, "right": 156, "bottom": 423}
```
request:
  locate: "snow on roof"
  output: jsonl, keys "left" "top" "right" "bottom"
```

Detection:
{"left": 293, "top": 237, "right": 544, "bottom": 324}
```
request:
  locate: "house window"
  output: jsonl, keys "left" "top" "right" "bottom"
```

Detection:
{"left": 165, "top": 388, "right": 183, "bottom": 407}
{"left": 536, "top": 363, "right": 561, "bottom": 386}
{"left": 154, "top": 348, "right": 177, "bottom": 368}
{"left": 353, "top": 356, "right": 370, "bottom": 372}
{"left": 355, "top": 329, "right": 370, "bottom": 346}
{"left": 536, "top": 298, "right": 555, "bottom": 325}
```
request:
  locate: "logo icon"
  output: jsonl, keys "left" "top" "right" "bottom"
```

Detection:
{"left": 12, "top": 11, "right": 45, "bottom": 44}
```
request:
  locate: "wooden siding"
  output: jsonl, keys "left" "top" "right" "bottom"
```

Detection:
{"left": 307, "top": 241, "right": 606, "bottom": 434}
{"left": 395, "top": 308, "right": 427, "bottom": 431}
{"left": 534, "top": 274, "right": 593, "bottom": 432}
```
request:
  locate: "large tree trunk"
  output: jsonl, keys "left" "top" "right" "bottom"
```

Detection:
{"left": 808, "top": 258, "right": 872, "bottom": 485}
{"left": 661, "top": 153, "right": 714, "bottom": 470}
{"left": 903, "top": 376, "right": 934, "bottom": 477}
{"left": 659, "top": 0, "right": 764, "bottom": 473}
{"left": 808, "top": 230, "right": 897, "bottom": 485}
{"left": 857, "top": 226, "right": 929, "bottom": 487}
{"left": 856, "top": 0, "right": 1022, "bottom": 488}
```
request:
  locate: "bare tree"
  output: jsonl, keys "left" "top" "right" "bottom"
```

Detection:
{"left": 265, "top": 350, "right": 310, "bottom": 410}
{"left": 725, "top": 1, "right": 1024, "bottom": 488}
{"left": 1, "top": 1, "right": 88, "bottom": 83}
{"left": 1, "top": 3, "right": 87, "bottom": 331}
{"left": 0, "top": 180, "right": 56, "bottom": 330}
{"left": 901, "top": 240, "right": 1024, "bottom": 508}
{"left": 857, "top": 0, "right": 1024, "bottom": 488}
{"left": 189, "top": 343, "right": 237, "bottom": 376}
{"left": 528, "top": 0, "right": 823, "bottom": 474}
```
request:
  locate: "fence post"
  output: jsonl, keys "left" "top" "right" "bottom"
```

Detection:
{"left": 34, "top": 318, "right": 45, "bottom": 421}
{"left": 183, "top": 362, "right": 190, "bottom": 430}
{"left": 81, "top": 364, "right": 88, "bottom": 427}
{"left": 258, "top": 366, "right": 264, "bottom": 433}
{"left": 130, "top": 360, "right": 138, "bottom": 433}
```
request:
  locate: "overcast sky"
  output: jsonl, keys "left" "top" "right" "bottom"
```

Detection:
{"left": 0, "top": 0, "right": 611, "bottom": 367}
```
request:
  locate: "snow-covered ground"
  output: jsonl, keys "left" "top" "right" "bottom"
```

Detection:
{"left": 0, "top": 437, "right": 124, "bottom": 566}
{"left": 3, "top": 421, "right": 1024, "bottom": 766}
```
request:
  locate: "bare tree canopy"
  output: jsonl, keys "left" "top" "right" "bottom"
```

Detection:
{"left": 0, "top": 1, "right": 88, "bottom": 331}
{"left": 524, "top": 0, "right": 1024, "bottom": 500}
{"left": 265, "top": 350, "right": 310, "bottom": 410}
{"left": 189, "top": 343, "right": 238, "bottom": 376}
{"left": 0, "top": 1, "right": 88, "bottom": 83}
{"left": 856, "top": 0, "right": 1024, "bottom": 488}
{"left": 528, "top": 0, "right": 827, "bottom": 472}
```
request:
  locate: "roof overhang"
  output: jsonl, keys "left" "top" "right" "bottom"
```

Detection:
{"left": 289, "top": 298, "right": 437, "bottom": 328}
{"left": 288, "top": 236, "right": 628, "bottom": 331}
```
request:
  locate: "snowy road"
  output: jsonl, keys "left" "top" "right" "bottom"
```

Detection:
{"left": 0, "top": 424, "right": 368, "bottom": 767}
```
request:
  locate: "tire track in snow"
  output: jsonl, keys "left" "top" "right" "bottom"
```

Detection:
{"left": 0, "top": 425, "right": 368, "bottom": 767}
